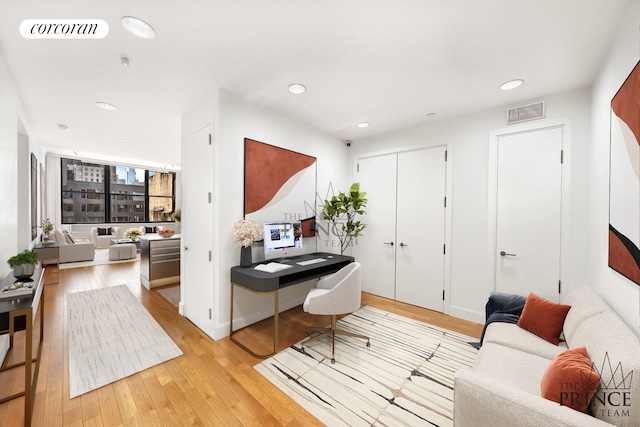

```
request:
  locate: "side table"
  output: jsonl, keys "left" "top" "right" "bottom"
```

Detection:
{"left": 33, "top": 243, "right": 59, "bottom": 285}
{"left": 0, "top": 268, "right": 44, "bottom": 427}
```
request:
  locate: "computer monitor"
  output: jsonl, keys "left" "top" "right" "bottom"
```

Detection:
{"left": 263, "top": 221, "right": 303, "bottom": 259}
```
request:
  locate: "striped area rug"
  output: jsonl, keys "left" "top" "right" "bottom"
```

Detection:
{"left": 67, "top": 285, "right": 183, "bottom": 398}
{"left": 255, "top": 306, "right": 477, "bottom": 426}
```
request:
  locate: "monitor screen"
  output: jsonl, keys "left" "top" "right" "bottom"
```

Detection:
{"left": 263, "top": 221, "right": 303, "bottom": 258}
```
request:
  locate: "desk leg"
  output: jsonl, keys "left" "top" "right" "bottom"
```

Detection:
{"left": 229, "top": 282, "right": 279, "bottom": 358}
{"left": 24, "top": 308, "right": 32, "bottom": 427}
{"left": 4, "top": 308, "right": 33, "bottom": 426}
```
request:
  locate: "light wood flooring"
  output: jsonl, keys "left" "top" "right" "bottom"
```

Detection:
{"left": 0, "top": 261, "right": 483, "bottom": 426}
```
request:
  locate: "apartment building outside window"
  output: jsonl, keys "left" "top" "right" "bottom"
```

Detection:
{"left": 61, "top": 158, "right": 176, "bottom": 224}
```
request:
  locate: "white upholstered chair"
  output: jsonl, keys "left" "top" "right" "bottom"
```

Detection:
{"left": 301, "top": 262, "right": 370, "bottom": 363}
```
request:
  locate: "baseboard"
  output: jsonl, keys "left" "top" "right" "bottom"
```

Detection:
{"left": 214, "top": 295, "right": 306, "bottom": 340}
{"left": 447, "top": 305, "right": 484, "bottom": 325}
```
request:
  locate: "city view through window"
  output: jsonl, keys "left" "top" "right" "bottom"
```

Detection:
{"left": 61, "top": 158, "right": 176, "bottom": 224}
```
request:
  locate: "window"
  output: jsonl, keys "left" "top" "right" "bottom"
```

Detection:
{"left": 148, "top": 171, "right": 176, "bottom": 222}
{"left": 61, "top": 158, "right": 176, "bottom": 224}
{"left": 61, "top": 159, "right": 105, "bottom": 224}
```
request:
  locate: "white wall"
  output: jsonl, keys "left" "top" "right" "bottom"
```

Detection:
{"left": 0, "top": 53, "right": 43, "bottom": 361}
{"left": 589, "top": 0, "right": 640, "bottom": 336}
{"left": 349, "top": 88, "right": 593, "bottom": 324}
{"left": 209, "top": 90, "right": 350, "bottom": 338}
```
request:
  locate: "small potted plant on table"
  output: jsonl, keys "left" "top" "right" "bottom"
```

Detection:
{"left": 8, "top": 249, "right": 39, "bottom": 279}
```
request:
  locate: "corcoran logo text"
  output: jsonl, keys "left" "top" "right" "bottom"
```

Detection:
{"left": 20, "top": 19, "right": 109, "bottom": 39}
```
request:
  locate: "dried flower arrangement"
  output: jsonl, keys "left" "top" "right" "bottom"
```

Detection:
{"left": 233, "top": 217, "right": 262, "bottom": 247}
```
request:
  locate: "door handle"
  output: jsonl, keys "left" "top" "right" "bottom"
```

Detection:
{"left": 383, "top": 242, "right": 394, "bottom": 246}
{"left": 500, "top": 251, "right": 516, "bottom": 257}
{"left": 399, "top": 243, "right": 408, "bottom": 247}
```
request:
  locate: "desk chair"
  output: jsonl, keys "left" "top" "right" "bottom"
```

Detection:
{"left": 301, "top": 262, "right": 370, "bottom": 363}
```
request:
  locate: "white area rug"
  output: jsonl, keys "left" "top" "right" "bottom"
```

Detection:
{"left": 255, "top": 306, "right": 478, "bottom": 426}
{"left": 67, "top": 285, "right": 183, "bottom": 398}
{"left": 157, "top": 286, "right": 180, "bottom": 308}
{"left": 60, "top": 248, "right": 140, "bottom": 270}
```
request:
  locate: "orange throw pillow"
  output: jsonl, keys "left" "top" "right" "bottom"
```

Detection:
{"left": 517, "top": 292, "right": 571, "bottom": 345}
{"left": 541, "top": 347, "right": 601, "bottom": 412}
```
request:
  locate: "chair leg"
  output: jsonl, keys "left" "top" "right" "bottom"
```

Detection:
{"left": 302, "top": 315, "right": 370, "bottom": 364}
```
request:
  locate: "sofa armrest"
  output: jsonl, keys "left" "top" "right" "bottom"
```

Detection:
{"left": 454, "top": 370, "right": 610, "bottom": 427}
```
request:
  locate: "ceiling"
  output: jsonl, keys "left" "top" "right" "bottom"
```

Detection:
{"left": 0, "top": 0, "right": 630, "bottom": 168}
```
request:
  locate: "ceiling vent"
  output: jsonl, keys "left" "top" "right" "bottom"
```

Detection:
{"left": 506, "top": 101, "right": 545, "bottom": 124}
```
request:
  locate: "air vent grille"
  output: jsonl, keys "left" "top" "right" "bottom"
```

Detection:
{"left": 507, "top": 101, "right": 545, "bottom": 124}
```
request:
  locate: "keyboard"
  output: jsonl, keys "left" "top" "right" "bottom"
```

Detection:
{"left": 296, "top": 258, "right": 326, "bottom": 266}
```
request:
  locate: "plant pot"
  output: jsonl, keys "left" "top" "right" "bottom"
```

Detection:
{"left": 13, "top": 264, "right": 36, "bottom": 280}
{"left": 240, "top": 246, "right": 252, "bottom": 268}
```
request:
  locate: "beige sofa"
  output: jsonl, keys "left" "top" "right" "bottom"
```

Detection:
{"left": 50, "top": 229, "right": 95, "bottom": 263}
{"left": 91, "top": 227, "right": 122, "bottom": 248}
{"left": 454, "top": 286, "right": 639, "bottom": 427}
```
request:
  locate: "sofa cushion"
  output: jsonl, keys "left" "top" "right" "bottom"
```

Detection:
{"left": 561, "top": 286, "right": 611, "bottom": 343}
{"left": 474, "top": 342, "right": 553, "bottom": 396}
{"left": 518, "top": 292, "right": 571, "bottom": 345}
{"left": 483, "top": 322, "right": 568, "bottom": 360}
{"left": 62, "top": 229, "right": 75, "bottom": 244}
{"left": 568, "top": 311, "right": 640, "bottom": 426}
{"left": 53, "top": 229, "right": 68, "bottom": 245}
{"left": 541, "top": 347, "right": 601, "bottom": 413}
{"left": 97, "top": 227, "right": 112, "bottom": 236}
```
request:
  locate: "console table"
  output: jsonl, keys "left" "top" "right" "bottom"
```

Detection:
{"left": 230, "top": 252, "right": 354, "bottom": 358}
{"left": 0, "top": 268, "right": 44, "bottom": 427}
{"left": 33, "top": 242, "right": 59, "bottom": 284}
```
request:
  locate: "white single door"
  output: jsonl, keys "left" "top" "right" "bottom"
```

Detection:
{"left": 494, "top": 127, "right": 563, "bottom": 301}
{"left": 354, "top": 153, "right": 397, "bottom": 299}
{"left": 182, "top": 125, "right": 214, "bottom": 337}
{"left": 395, "top": 147, "right": 447, "bottom": 311}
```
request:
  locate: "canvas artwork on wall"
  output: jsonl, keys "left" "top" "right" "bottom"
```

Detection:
{"left": 243, "top": 138, "right": 317, "bottom": 236}
{"left": 609, "top": 60, "right": 640, "bottom": 286}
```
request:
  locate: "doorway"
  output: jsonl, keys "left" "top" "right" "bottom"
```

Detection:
{"left": 355, "top": 145, "right": 448, "bottom": 312}
{"left": 488, "top": 122, "right": 568, "bottom": 302}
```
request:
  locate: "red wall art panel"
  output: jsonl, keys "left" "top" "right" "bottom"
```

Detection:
{"left": 244, "top": 138, "right": 317, "bottom": 236}
{"left": 609, "top": 60, "right": 640, "bottom": 285}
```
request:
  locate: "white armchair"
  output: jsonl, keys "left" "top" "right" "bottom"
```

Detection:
{"left": 301, "top": 262, "right": 370, "bottom": 363}
{"left": 91, "top": 226, "right": 122, "bottom": 248}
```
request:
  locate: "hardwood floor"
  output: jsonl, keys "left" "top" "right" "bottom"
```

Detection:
{"left": 0, "top": 261, "right": 483, "bottom": 426}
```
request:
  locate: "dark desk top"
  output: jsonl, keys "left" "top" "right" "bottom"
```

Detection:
{"left": 231, "top": 252, "right": 354, "bottom": 292}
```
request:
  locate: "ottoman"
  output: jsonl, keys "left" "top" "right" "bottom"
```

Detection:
{"left": 109, "top": 243, "right": 137, "bottom": 261}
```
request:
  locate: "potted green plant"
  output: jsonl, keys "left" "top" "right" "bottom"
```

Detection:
{"left": 320, "top": 182, "right": 368, "bottom": 255}
{"left": 8, "top": 249, "right": 39, "bottom": 279}
{"left": 173, "top": 209, "right": 181, "bottom": 223}
{"left": 41, "top": 217, "right": 54, "bottom": 242}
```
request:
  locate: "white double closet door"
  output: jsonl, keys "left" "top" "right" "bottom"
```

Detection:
{"left": 355, "top": 146, "right": 447, "bottom": 312}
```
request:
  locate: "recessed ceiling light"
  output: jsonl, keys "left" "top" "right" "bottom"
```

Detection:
{"left": 121, "top": 16, "right": 156, "bottom": 40}
{"left": 500, "top": 79, "right": 524, "bottom": 91}
{"left": 288, "top": 83, "right": 306, "bottom": 94}
{"left": 123, "top": 141, "right": 129, "bottom": 145}
{"left": 356, "top": 122, "right": 370, "bottom": 128}
{"left": 96, "top": 101, "right": 117, "bottom": 111}
{"left": 426, "top": 112, "right": 436, "bottom": 117}
{"left": 120, "top": 57, "right": 130, "bottom": 67}
{"left": 57, "top": 123, "right": 69, "bottom": 130}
